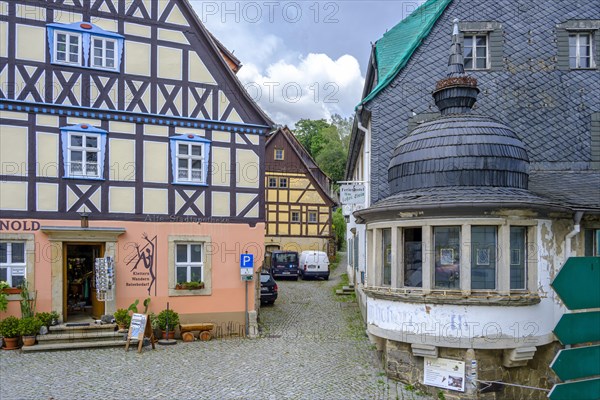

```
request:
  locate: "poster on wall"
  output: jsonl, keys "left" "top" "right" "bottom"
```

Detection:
{"left": 423, "top": 357, "right": 465, "bottom": 392}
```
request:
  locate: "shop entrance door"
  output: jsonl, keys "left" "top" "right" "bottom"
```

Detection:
{"left": 64, "top": 244, "right": 104, "bottom": 322}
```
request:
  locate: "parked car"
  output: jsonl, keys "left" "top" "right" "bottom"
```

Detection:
{"left": 299, "top": 250, "right": 330, "bottom": 280}
{"left": 260, "top": 271, "right": 278, "bottom": 304}
{"left": 270, "top": 250, "right": 299, "bottom": 280}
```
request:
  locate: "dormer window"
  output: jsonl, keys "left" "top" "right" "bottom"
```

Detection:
{"left": 569, "top": 32, "right": 594, "bottom": 69}
{"left": 463, "top": 34, "right": 488, "bottom": 70}
{"left": 47, "top": 22, "right": 123, "bottom": 72}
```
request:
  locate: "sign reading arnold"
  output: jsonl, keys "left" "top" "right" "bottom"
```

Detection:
{"left": 340, "top": 183, "right": 366, "bottom": 205}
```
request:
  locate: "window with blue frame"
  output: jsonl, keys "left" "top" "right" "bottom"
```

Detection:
{"left": 170, "top": 134, "right": 211, "bottom": 185}
{"left": 60, "top": 124, "right": 107, "bottom": 179}
{"left": 47, "top": 22, "right": 123, "bottom": 72}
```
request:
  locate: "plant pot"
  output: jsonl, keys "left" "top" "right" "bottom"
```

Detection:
{"left": 117, "top": 324, "right": 127, "bottom": 332}
{"left": 22, "top": 335, "right": 36, "bottom": 346}
{"left": 2, "top": 337, "right": 20, "bottom": 350}
{"left": 1, "top": 288, "right": 21, "bottom": 295}
{"left": 161, "top": 330, "right": 175, "bottom": 340}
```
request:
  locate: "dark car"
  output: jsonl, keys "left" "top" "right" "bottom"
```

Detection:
{"left": 260, "top": 271, "right": 278, "bottom": 304}
{"left": 270, "top": 251, "right": 299, "bottom": 280}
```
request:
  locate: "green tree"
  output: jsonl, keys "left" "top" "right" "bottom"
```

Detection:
{"left": 294, "top": 118, "right": 330, "bottom": 159}
{"left": 332, "top": 207, "right": 346, "bottom": 250}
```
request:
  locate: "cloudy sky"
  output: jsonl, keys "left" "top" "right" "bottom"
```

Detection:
{"left": 189, "top": 1, "right": 425, "bottom": 126}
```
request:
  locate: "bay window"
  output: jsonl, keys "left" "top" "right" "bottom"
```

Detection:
{"left": 510, "top": 227, "right": 527, "bottom": 289}
{"left": 382, "top": 228, "right": 392, "bottom": 286}
{"left": 471, "top": 226, "right": 497, "bottom": 290}
{"left": 434, "top": 226, "right": 460, "bottom": 289}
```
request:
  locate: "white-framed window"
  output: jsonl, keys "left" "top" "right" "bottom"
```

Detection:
{"left": 177, "top": 142, "right": 204, "bottom": 183}
{"left": 291, "top": 211, "right": 300, "bottom": 222}
{"left": 274, "top": 148, "right": 284, "bottom": 160}
{"left": 67, "top": 132, "right": 100, "bottom": 177}
{"left": 464, "top": 34, "right": 488, "bottom": 70}
{"left": 54, "top": 30, "right": 81, "bottom": 65}
{"left": 0, "top": 242, "right": 26, "bottom": 288}
{"left": 308, "top": 212, "right": 317, "bottom": 223}
{"left": 268, "top": 177, "right": 278, "bottom": 188}
{"left": 279, "top": 178, "right": 288, "bottom": 188}
{"left": 569, "top": 32, "right": 594, "bottom": 69}
{"left": 175, "top": 243, "right": 203, "bottom": 284}
{"left": 92, "top": 36, "right": 117, "bottom": 69}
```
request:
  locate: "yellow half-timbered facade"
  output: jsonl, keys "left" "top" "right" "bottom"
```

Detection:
{"left": 265, "top": 127, "right": 335, "bottom": 257}
{"left": 0, "top": 0, "right": 272, "bottom": 334}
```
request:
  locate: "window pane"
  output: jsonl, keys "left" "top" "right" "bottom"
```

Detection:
{"left": 434, "top": 226, "right": 460, "bottom": 289}
{"left": 12, "top": 275, "right": 24, "bottom": 288}
{"left": 476, "top": 58, "right": 487, "bottom": 69}
{"left": 476, "top": 36, "right": 486, "bottom": 46}
{"left": 0, "top": 268, "right": 6, "bottom": 282}
{"left": 176, "top": 267, "right": 187, "bottom": 284}
{"left": 191, "top": 160, "right": 201, "bottom": 170}
{"left": 580, "top": 56, "right": 590, "bottom": 68}
{"left": 94, "top": 47, "right": 103, "bottom": 57}
{"left": 0, "top": 243, "right": 7, "bottom": 263}
{"left": 69, "top": 53, "right": 78, "bottom": 63}
{"left": 57, "top": 51, "right": 66, "bottom": 61}
{"left": 569, "top": 57, "right": 578, "bottom": 69}
{"left": 57, "top": 33, "right": 66, "bottom": 43}
{"left": 106, "top": 41, "right": 115, "bottom": 50}
{"left": 268, "top": 178, "right": 277, "bottom": 187}
{"left": 106, "top": 58, "right": 115, "bottom": 68}
{"left": 70, "top": 162, "right": 83, "bottom": 174}
{"left": 176, "top": 245, "right": 187, "bottom": 263}
{"left": 404, "top": 228, "right": 422, "bottom": 287}
{"left": 71, "top": 135, "right": 83, "bottom": 147}
{"left": 86, "top": 163, "right": 98, "bottom": 176}
{"left": 178, "top": 158, "right": 188, "bottom": 169}
{"left": 69, "top": 35, "right": 78, "bottom": 45}
{"left": 71, "top": 151, "right": 82, "bottom": 161}
{"left": 464, "top": 47, "right": 473, "bottom": 59}
{"left": 190, "top": 267, "right": 202, "bottom": 282}
{"left": 471, "top": 226, "right": 497, "bottom": 290}
{"left": 464, "top": 36, "right": 472, "bottom": 48}
{"left": 93, "top": 57, "right": 103, "bottom": 66}
{"left": 190, "top": 245, "right": 202, "bottom": 262}
{"left": 86, "top": 152, "right": 98, "bottom": 163}
{"left": 464, "top": 59, "right": 473, "bottom": 69}
{"left": 178, "top": 144, "right": 188, "bottom": 155}
{"left": 178, "top": 169, "right": 187, "bottom": 179}
{"left": 580, "top": 34, "right": 590, "bottom": 45}
{"left": 510, "top": 227, "right": 527, "bottom": 289}
{"left": 191, "top": 145, "right": 202, "bottom": 156}
{"left": 94, "top": 38, "right": 102, "bottom": 48}
{"left": 382, "top": 228, "right": 392, "bottom": 286}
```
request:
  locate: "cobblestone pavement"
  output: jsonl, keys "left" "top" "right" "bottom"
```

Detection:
{"left": 1, "top": 254, "right": 430, "bottom": 400}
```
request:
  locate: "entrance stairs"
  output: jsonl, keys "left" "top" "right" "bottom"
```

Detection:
{"left": 21, "top": 323, "right": 127, "bottom": 352}
{"left": 335, "top": 284, "right": 355, "bottom": 296}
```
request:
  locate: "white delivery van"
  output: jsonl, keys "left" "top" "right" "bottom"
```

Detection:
{"left": 299, "top": 250, "right": 330, "bottom": 280}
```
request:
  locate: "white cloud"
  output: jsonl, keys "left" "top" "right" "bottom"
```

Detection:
{"left": 238, "top": 53, "right": 364, "bottom": 126}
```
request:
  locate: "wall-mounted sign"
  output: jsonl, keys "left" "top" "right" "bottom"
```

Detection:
{"left": 424, "top": 357, "right": 465, "bottom": 392}
{"left": 125, "top": 233, "right": 157, "bottom": 296}
{"left": 0, "top": 220, "right": 40, "bottom": 231}
{"left": 340, "top": 184, "right": 365, "bottom": 205}
{"left": 94, "top": 257, "right": 115, "bottom": 302}
{"left": 240, "top": 254, "right": 254, "bottom": 279}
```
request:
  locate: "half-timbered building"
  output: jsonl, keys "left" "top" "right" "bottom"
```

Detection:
{"left": 0, "top": 0, "right": 272, "bottom": 334}
{"left": 264, "top": 127, "right": 335, "bottom": 261}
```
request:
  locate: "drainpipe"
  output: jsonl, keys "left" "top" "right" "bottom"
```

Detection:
{"left": 356, "top": 106, "right": 370, "bottom": 208}
{"left": 565, "top": 211, "right": 584, "bottom": 259}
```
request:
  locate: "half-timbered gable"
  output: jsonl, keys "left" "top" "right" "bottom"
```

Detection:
{"left": 265, "top": 127, "right": 335, "bottom": 255}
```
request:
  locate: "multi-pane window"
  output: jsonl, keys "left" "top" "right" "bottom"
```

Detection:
{"left": 584, "top": 229, "right": 600, "bottom": 257}
{"left": 471, "top": 226, "right": 497, "bottom": 290}
{"left": 279, "top": 178, "right": 288, "bottom": 188}
{"left": 569, "top": 33, "right": 593, "bottom": 69}
{"left": 404, "top": 228, "right": 422, "bottom": 287}
{"left": 510, "top": 227, "right": 527, "bottom": 290}
{"left": 68, "top": 133, "right": 100, "bottom": 177}
{"left": 308, "top": 212, "right": 317, "bottom": 223}
{"left": 464, "top": 34, "right": 488, "bottom": 70}
{"left": 268, "top": 177, "right": 277, "bottom": 188}
{"left": 291, "top": 211, "right": 300, "bottom": 222}
{"left": 274, "top": 149, "right": 284, "bottom": 160}
{"left": 381, "top": 228, "right": 392, "bottom": 286}
{"left": 0, "top": 242, "right": 26, "bottom": 288}
{"left": 55, "top": 31, "right": 81, "bottom": 65}
{"left": 434, "top": 226, "right": 460, "bottom": 288}
{"left": 92, "top": 37, "right": 116, "bottom": 69}
{"left": 175, "top": 243, "right": 203, "bottom": 284}
{"left": 177, "top": 142, "right": 204, "bottom": 183}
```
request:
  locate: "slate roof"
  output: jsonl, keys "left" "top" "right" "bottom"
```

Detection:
{"left": 353, "top": 0, "right": 600, "bottom": 211}
{"left": 529, "top": 171, "right": 600, "bottom": 210}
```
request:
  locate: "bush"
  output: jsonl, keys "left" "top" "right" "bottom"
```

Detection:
{"left": 156, "top": 309, "right": 179, "bottom": 331}
{"left": 19, "top": 317, "right": 43, "bottom": 336}
{"left": 35, "top": 311, "right": 59, "bottom": 328}
{"left": 0, "top": 316, "right": 21, "bottom": 338}
{"left": 114, "top": 308, "right": 131, "bottom": 327}
{"left": 0, "top": 281, "right": 9, "bottom": 312}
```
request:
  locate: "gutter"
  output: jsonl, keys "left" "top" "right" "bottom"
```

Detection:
{"left": 565, "top": 211, "right": 584, "bottom": 259}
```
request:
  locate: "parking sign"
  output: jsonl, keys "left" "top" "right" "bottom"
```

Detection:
{"left": 240, "top": 254, "right": 254, "bottom": 277}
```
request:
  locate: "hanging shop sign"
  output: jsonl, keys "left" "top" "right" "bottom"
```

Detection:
{"left": 340, "top": 183, "right": 365, "bottom": 205}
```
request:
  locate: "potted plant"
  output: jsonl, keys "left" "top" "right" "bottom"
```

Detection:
{"left": 156, "top": 309, "right": 179, "bottom": 339}
{"left": 0, "top": 316, "right": 21, "bottom": 350}
{"left": 18, "top": 317, "right": 43, "bottom": 346}
{"left": 0, "top": 281, "right": 10, "bottom": 311}
{"left": 175, "top": 281, "right": 205, "bottom": 290}
{"left": 114, "top": 308, "right": 131, "bottom": 331}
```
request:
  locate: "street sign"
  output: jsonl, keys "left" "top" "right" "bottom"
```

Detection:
{"left": 550, "top": 345, "right": 600, "bottom": 381}
{"left": 340, "top": 183, "right": 365, "bottom": 205}
{"left": 551, "top": 257, "right": 600, "bottom": 310}
{"left": 240, "top": 254, "right": 254, "bottom": 277}
{"left": 548, "top": 378, "right": 600, "bottom": 400}
{"left": 553, "top": 311, "right": 600, "bottom": 345}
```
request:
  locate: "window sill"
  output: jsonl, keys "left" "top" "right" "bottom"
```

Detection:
{"left": 172, "top": 181, "right": 208, "bottom": 187}
{"left": 168, "top": 287, "right": 211, "bottom": 297}
{"left": 363, "top": 286, "right": 540, "bottom": 306}
{"left": 62, "top": 175, "right": 105, "bottom": 181}
{"left": 50, "top": 61, "right": 119, "bottom": 73}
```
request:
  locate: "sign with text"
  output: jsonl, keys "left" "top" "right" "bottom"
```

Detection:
{"left": 125, "top": 313, "right": 155, "bottom": 353}
{"left": 240, "top": 254, "right": 254, "bottom": 277}
{"left": 424, "top": 357, "right": 465, "bottom": 392}
{"left": 340, "top": 184, "right": 365, "bottom": 205}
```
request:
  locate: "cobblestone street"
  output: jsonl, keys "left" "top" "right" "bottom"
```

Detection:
{"left": 1, "top": 256, "right": 428, "bottom": 400}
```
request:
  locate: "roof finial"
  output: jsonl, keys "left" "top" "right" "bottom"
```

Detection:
{"left": 447, "top": 18, "right": 464, "bottom": 77}
{"left": 453, "top": 18, "right": 459, "bottom": 36}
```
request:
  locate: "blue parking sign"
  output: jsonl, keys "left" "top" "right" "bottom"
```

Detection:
{"left": 240, "top": 254, "right": 254, "bottom": 268}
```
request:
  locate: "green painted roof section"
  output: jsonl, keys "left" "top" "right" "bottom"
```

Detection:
{"left": 357, "top": 0, "right": 452, "bottom": 108}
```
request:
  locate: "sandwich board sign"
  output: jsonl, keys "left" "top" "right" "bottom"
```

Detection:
{"left": 125, "top": 313, "right": 155, "bottom": 353}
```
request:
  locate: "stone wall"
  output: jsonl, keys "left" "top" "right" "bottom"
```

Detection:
{"left": 383, "top": 340, "right": 561, "bottom": 399}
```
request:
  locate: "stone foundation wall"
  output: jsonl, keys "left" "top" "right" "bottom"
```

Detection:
{"left": 384, "top": 340, "right": 561, "bottom": 399}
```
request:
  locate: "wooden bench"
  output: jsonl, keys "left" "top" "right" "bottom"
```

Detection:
{"left": 179, "top": 323, "right": 215, "bottom": 342}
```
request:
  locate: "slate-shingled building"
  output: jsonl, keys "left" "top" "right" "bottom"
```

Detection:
{"left": 344, "top": 0, "right": 600, "bottom": 398}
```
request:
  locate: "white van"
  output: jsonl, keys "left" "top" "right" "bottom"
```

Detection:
{"left": 299, "top": 250, "right": 330, "bottom": 280}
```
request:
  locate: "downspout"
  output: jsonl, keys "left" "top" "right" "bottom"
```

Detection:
{"left": 356, "top": 106, "right": 370, "bottom": 208}
{"left": 565, "top": 211, "right": 584, "bottom": 259}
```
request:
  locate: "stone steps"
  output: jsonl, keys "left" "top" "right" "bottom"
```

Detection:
{"left": 22, "top": 339, "right": 127, "bottom": 352}
{"left": 336, "top": 286, "right": 355, "bottom": 295}
{"left": 22, "top": 323, "right": 127, "bottom": 352}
